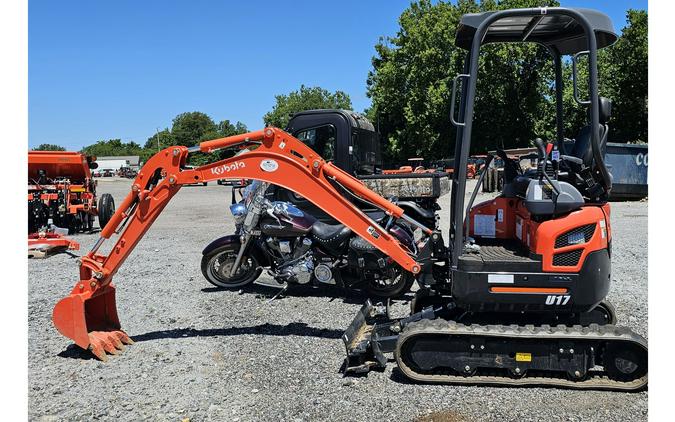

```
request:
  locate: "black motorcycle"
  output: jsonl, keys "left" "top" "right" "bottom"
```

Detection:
{"left": 201, "top": 181, "right": 418, "bottom": 298}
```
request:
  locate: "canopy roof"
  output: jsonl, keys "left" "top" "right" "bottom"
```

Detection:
{"left": 455, "top": 8, "right": 617, "bottom": 54}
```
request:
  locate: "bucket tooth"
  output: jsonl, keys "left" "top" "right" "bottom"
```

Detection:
{"left": 116, "top": 331, "right": 134, "bottom": 345}
{"left": 88, "top": 343, "right": 108, "bottom": 362}
{"left": 108, "top": 332, "right": 125, "bottom": 350}
{"left": 91, "top": 331, "right": 119, "bottom": 355}
{"left": 88, "top": 330, "right": 132, "bottom": 359}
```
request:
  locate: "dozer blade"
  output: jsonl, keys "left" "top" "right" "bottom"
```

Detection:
{"left": 52, "top": 283, "right": 133, "bottom": 361}
{"left": 342, "top": 300, "right": 399, "bottom": 374}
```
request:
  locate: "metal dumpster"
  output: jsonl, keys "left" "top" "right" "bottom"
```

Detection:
{"left": 604, "top": 142, "right": 648, "bottom": 201}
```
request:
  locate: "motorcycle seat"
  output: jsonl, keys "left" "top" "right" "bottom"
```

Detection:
{"left": 349, "top": 236, "right": 377, "bottom": 252}
{"left": 311, "top": 221, "right": 353, "bottom": 254}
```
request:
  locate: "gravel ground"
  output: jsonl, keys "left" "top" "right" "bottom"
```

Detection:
{"left": 28, "top": 177, "right": 648, "bottom": 421}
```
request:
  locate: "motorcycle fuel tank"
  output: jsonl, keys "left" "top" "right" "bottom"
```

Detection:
{"left": 260, "top": 203, "right": 316, "bottom": 237}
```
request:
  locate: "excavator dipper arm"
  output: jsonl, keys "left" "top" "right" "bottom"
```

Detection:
{"left": 52, "top": 127, "right": 427, "bottom": 360}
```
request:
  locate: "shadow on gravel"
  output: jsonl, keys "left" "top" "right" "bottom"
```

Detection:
{"left": 29, "top": 250, "right": 81, "bottom": 260}
{"left": 390, "top": 367, "right": 415, "bottom": 384}
{"left": 131, "top": 322, "right": 344, "bottom": 343}
{"left": 55, "top": 284, "right": 413, "bottom": 362}
{"left": 57, "top": 322, "right": 344, "bottom": 361}
{"left": 57, "top": 344, "right": 98, "bottom": 360}
{"left": 201, "top": 282, "right": 414, "bottom": 305}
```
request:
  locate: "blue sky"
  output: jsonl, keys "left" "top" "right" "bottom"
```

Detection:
{"left": 29, "top": 0, "right": 647, "bottom": 150}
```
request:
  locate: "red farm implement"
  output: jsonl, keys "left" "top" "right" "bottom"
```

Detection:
{"left": 28, "top": 151, "right": 115, "bottom": 256}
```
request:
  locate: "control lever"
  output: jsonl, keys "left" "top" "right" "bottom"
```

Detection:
{"left": 496, "top": 149, "right": 520, "bottom": 182}
{"left": 495, "top": 148, "right": 509, "bottom": 163}
{"left": 533, "top": 138, "right": 560, "bottom": 197}
{"left": 534, "top": 137, "right": 547, "bottom": 176}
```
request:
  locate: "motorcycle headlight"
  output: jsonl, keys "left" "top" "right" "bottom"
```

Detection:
{"left": 229, "top": 203, "right": 248, "bottom": 225}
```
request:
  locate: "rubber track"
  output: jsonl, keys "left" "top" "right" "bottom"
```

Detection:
{"left": 394, "top": 318, "right": 647, "bottom": 391}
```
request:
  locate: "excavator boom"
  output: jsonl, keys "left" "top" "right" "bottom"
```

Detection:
{"left": 52, "top": 127, "right": 426, "bottom": 360}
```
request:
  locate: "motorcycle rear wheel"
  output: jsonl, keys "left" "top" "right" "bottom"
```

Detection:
{"left": 201, "top": 245, "right": 262, "bottom": 288}
{"left": 364, "top": 271, "right": 415, "bottom": 300}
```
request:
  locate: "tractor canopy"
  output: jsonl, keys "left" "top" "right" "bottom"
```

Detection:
{"left": 455, "top": 8, "right": 617, "bottom": 54}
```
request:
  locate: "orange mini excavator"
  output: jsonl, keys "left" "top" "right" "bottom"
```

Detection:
{"left": 51, "top": 7, "right": 647, "bottom": 391}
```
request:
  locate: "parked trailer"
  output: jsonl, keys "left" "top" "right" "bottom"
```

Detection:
{"left": 604, "top": 142, "right": 648, "bottom": 200}
{"left": 94, "top": 159, "right": 129, "bottom": 173}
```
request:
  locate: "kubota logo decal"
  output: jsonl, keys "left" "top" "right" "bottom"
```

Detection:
{"left": 211, "top": 161, "right": 245, "bottom": 175}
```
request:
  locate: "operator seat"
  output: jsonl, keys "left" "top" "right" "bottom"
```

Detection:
{"left": 501, "top": 98, "right": 612, "bottom": 210}
{"left": 559, "top": 97, "right": 612, "bottom": 197}
{"left": 520, "top": 99, "right": 612, "bottom": 215}
{"left": 567, "top": 97, "right": 612, "bottom": 167}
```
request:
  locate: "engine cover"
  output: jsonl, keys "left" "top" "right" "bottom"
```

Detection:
{"left": 314, "top": 263, "right": 333, "bottom": 284}
{"left": 277, "top": 255, "right": 314, "bottom": 284}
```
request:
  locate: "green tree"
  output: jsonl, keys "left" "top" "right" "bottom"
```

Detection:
{"left": 81, "top": 112, "right": 248, "bottom": 167}
{"left": 80, "top": 139, "right": 147, "bottom": 160}
{"left": 138, "top": 113, "right": 250, "bottom": 166}
{"left": 217, "top": 120, "right": 248, "bottom": 137}
{"left": 263, "top": 85, "right": 352, "bottom": 129}
{"left": 32, "top": 143, "right": 66, "bottom": 151}
{"left": 170, "top": 112, "right": 218, "bottom": 147}
{"left": 560, "top": 10, "right": 647, "bottom": 143}
{"left": 185, "top": 118, "right": 249, "bottom": 166}
{"left": 367, "top": 0, "right": 560, "bottom": 164}
{"left": 603, "top": 10, "right": 648, "bottom": 143}
{"left": 144, "top": 129, "right": 175, "bottom": 152}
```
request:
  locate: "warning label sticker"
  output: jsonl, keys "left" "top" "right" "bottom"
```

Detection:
{"left": 474, "top": 214, "right": 496, "bottom": 237}
{"left": 515, "top": 352, "right": 532, "bottom": 362}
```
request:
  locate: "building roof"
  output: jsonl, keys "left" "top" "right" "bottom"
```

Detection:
{"left": 96, "top": 156, "right": 141, "bottom": 166}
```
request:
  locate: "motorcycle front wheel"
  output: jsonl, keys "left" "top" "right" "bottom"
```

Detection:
{"left": 201, "top": 245, "right": 262, "bottom": 288}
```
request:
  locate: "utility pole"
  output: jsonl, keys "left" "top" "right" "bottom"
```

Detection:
{"left": 156, "top": 128, "right": 161, "bottom": 153}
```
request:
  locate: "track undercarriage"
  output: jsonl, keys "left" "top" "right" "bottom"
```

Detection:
{"left": 343, "top": 296, "right": 647, "bottom": 392}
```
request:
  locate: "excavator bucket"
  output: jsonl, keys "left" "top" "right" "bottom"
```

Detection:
{"left": 52, "top": 283, "right": 133, "bottom": 361}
